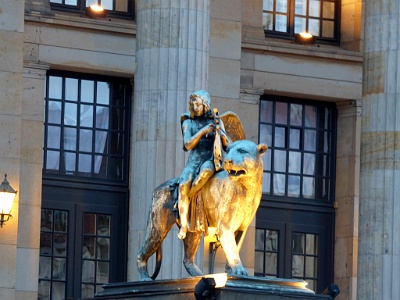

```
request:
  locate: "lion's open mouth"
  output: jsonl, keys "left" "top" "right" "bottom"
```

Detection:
{"left": 227, "top": 169, "right": 246, "bottom": 177}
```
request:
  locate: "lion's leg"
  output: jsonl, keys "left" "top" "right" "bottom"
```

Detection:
{"left": 183, "top": 231, "right": 203, "bottom": 276}
{"left": 218, "top": 229, "right": 249, "bottom": 276}
{"left": 137, "top": 188, "right": 176, "bottom": 280}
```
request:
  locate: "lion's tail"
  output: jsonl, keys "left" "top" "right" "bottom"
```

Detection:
{"left": 150, "top": 245, "right": 162, "bottom": 280}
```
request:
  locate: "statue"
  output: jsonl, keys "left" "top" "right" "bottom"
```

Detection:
{"left": 137, "top": 90, "right": 268, "bottom": 280}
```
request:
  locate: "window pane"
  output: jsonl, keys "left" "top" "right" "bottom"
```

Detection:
{"left": 79, "top": 154, "right": 92, "bottom": 173}
{"left": 260, "top": 101, "right": 273, "bottom": 123}
{"left": 81, "top": 80, "right": 94, "bottom": 103}
{"left": 81, "top": 105, "right": 94, "bottom": 127}
{"left": 97, "top": 82, "right": 110, "bottom": 105}
{"left": 295, "top": 0, "right": 307, "bottom": 15}
{"left": 305, "top": 105, "right": 317, "bottom": 127}
{"left": 65, "top": 0, "right": 77, "bottom": 5}
{"left": 288, "top": 175, "right": 300, "bottom": 196}
{"left": 38, "top": 280, "right": 51, "bottom": 299}
{"left": 305, "top": 256, "right": 317, "bottom": 277}
{"left": 53, "top": 258, "right": 67, "bottom": 280}
{"left": 260, "top": 124, "right": 273, "bottom": 146}
{"left": 97, "top": 237, "right": 110, "bottom": 259}
{"left": 64, "top": 103, "right": 77, "bottom": 126}
{"left": 275, "top": 15, "right": 287, "bottom": 32}
{"left": 289, "top": 129, "right": 301, "bottom": 149}
{"left": 54, "top": 211, "right": 68, "bottom": 232}
{"left": 322, "top": 20, "right": 334, "bottom": 38}
{"left": 306, "top": 234, "right": 318, "bottom": 255}
{"left": 276, "top": 0, "right": 288, "bottom": 13}
{"left": 65, "top": 152, "right": 76, "bottom": 173}
{"left": 98, "top": 262, "right": 109, "bottom": 283}
{"left": 40, "top": 233, "right": 52, "bottom": 255}
{"left": 64, "top": 128, "right": 77, "bottom": 151}
{"left": 303, "top": 153, "right": 315, "bottom": 175}
{"left": 309, "top": 0, "right": 321, "bottom": 17}
{"left": 263, "top": 150, "right": 272, "bottom": 171}
{"left": 292, "top": 255, "right": 304, "bottom": 276}
{"left": 80, "top": 129, "right": 93, "bottom": 152}
{"left": 303, "top": 176, "right": 315, "bottom": 198}
{"left": 265, "top": 253, "right": 278, "bottom": 275}
{"left": 115, "top": 0, "right": 128, "bottom": 12}
{"left": 274, "top": 150, "right": 286, "bottom": 172}
{"left": 52, "top": 282, "right": 66, "bottom": 299}
{"left": 275, "top": 127, "right": 286, "bottom": 147}
{"left": 46, "top": 150, "right": 60, "bottom": 170}
{"left": 255, "top": 229, "right": 265, "bottom": 250}
{"left": 84, "top": 214, "right": 96, "bottom": 234}
{"left": 54, "top": 234, "right": 67, "bottom": 256}
{"left": 263, "top": 13, "right": 274, "bottom": 30}
{"left": 263, "top": 0, "right": 273, "bottom": 11}
{"left": 289, "top": 152, "right": 301, "bottom": 173}
{"left": 294, "top": 17, "right": 306, "bottom": 34}
{"left": 101, "top": 0, "right": 113, "bottom": 10}
{"left": 323, "top": 2, "right": 335, "bottom": 18}
{"left": 304, "top": 129, "right": 316, "bottom": 151}
{"left": 255, "top": 252, "right": 264, "bottom": 273}
{"left": 49, "top": 76, "right": 62, "bottom": 99}
{"left": 48, "top": 102, "right": 62, "bottom": 124}
{"left": 97, "top": 215, "right": 110, "bottom": 236}
{"left": 65, "top": 78, "right": 78, "bottom": 101}
{"left": 262, "top": 172, "right": 271, "bottom": 193}
{"left": 266, "top": 230, "right": 278, "bottom": 251}
{"left": 273, "top": 174, "right": 286, "bottom": 195}
{"left": 96, "top": 107, "right": 109, "bottom": 129}
{"left": 309, "top": 19, "right": 320, "bottom": 36}
{"left": 47, "top": 126, "right": 61, "bottom": 148}
{"left": 290, "top": 104, "right": 302, "bottom": 126}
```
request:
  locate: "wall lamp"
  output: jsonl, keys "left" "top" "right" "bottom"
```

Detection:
{"left": 294, "top": 32, "right": 316, "bottom": 45}
{"left": 85, "top": 4, "right": 107, "bottom": 18}
{"left": 194, "top": 273, "right": 227, "bottom": 300}
{"left": 0, "top": 174, "right": 17, "bottom": 228}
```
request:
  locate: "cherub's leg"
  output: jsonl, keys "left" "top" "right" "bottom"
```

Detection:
{"left": 189, "top": 161, "right": 214, "bottom": 197}
{"left": 178, "top": 179, "right": 191, "bottom": 240}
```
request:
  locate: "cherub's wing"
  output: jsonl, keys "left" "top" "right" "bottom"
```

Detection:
{"left": 220, "top": 111, "right": 246, "bottom": 142}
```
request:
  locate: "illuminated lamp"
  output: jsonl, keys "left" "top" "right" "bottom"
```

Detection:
{"left": 294, "top": 32, "right": 316, "bottom": 45}
{"left": 0, "top": 174, "right": 17, "bottom": 228}
{"left": 85, "top": 5, "right": 107, "bottom": 18}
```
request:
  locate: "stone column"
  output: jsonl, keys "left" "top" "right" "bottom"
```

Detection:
{"left": 129, "top": 1, "right": 210, "bottom": 280}
{"left": 359, "top": 2, "right": 400, "bottom": 299}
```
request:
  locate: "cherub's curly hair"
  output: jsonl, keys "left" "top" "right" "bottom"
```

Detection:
{"left": 188, "top": 90, "right": 213, "bottom": 118}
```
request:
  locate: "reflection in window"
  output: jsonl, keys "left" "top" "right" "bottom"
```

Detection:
{"left": 263, "top": 0, "right": 338, "bottom": 43}
{"left": 255, "top": 229, "right": 279, "bottom": 277}
{"left": 39, "top": 209, "right": 69, "bottom": 300}
{"left": 43, "top": 73, "right": 131, "bottom": 181}
{"left": 81, "top": 213, "right": 111, "bottom": 298}
{"left": 259, "top": 97, "right": 336, "bottom": 201}
{"left": 49, "top": 0, "right": 134, "bottom": 19}
{"left": 292, "top": 232, "right": 319, "bottom": 291}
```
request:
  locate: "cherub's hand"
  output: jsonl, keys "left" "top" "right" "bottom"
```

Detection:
{"left": 205, "top": 123, "right": 215, "bottom": 137}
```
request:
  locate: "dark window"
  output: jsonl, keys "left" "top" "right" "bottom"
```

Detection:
{"left": 43, "top": 71, "right": 131, "bottom": 182}
{"left": 49, "top": 0, "right": 134, "bottom": 19}
{"left": 262, "top": 0, "right": 339, "bottom": 44}
{"left": 256, "top": 95, "right": 336, "bottom": 293}
{"left": 40, "top": 71, "right": 131, "bottom": 299}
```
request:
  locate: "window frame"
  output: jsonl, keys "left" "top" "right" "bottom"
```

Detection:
{"left": 49, "top": 0, "right": 135, "bottom": 20}
{"left": 262, "top": 0, "right": 340, "bottom": 45}
{"left": 259, "top": 95, "right": 337, "bottom": 207}
{"left": 43, "top": 70, "right": 132, "bottom": 185}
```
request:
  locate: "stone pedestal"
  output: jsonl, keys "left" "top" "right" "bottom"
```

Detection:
{"left": 93, "top": 276, "right": 331, "bottom": 300}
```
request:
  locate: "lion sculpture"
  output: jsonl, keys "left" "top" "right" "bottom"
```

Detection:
{"left": 137, "top": 139, "right": 268, "bottom": 280}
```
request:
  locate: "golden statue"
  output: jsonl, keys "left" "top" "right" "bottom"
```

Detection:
{"left": 137, "top": 90, "right": 267, "bottom": 280}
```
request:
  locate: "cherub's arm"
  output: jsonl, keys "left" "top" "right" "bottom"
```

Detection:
{"left": 182, "top": 119, "right": 215, "bottom": 151}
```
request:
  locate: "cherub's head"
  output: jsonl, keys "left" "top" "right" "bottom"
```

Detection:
{"left": 188, "top": 90, "right": 212, "bottom": 118}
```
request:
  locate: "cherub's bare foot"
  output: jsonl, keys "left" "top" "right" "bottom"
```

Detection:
{"left": 177, "top": 227, "right": 187, "bottom": 240}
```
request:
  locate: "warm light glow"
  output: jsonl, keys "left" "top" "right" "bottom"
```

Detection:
{"left": 299, "top": 32, "right": 313, "bottom": 39}
{"left": 89, "top": 4, "right": 105, "bottom": 12}
{"left": 0, "top": 192, "right": 15, "bottom": 215}
{"left": 205, "top": 273, "right": 227, "bottom": 288}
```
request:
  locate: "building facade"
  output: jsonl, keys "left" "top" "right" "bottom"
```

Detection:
{"left": 0, "top": 0, "right": 394, "bottom": 299}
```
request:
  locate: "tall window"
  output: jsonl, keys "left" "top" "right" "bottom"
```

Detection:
{"left": 43, "top": 72, "right": 130, "bottom": 182}
{"left": 256, "top": 95, "right": 336, "bottom": 293}
{"left": 259, "top": 97, "right": 336, "bottom": 201}
{"left": 262, "top": 0, "right": 338, "bottom": 43}
{"left": 40, "top": 71, "right": 131, "bottom": 299}
{"left": 49, "top": 0, "right": 134, "bottom": 19}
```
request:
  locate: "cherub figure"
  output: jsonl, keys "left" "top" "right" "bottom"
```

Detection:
{"left": 177, "top": 90, "right": 229, "bottom": 240}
